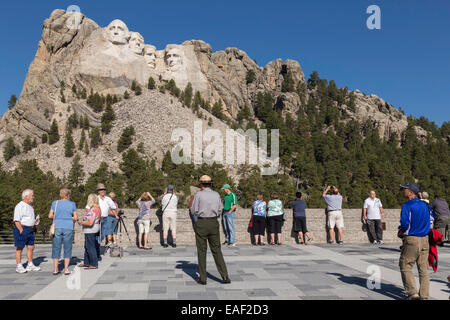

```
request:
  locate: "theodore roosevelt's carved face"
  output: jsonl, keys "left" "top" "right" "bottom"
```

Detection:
{"left": 129, "top": 32, "right": 145, "bottom": 55}
{"left": 165, "top": 45, "right": 184, "bottom": 72}
{"left": 144, "top": 45, "right": 157, "bottom": 68}
{"left": 107, "top": 19, "right": 130, "bottom": 45}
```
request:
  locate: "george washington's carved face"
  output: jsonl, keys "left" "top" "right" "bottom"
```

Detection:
{"left": 129, "top": 32, "right": 145, "bottom": 55}
{"left": 144, "top": 45, "right": 157, "bottom": 68}
{"left": 107, "top": 19, "right": 130, "bottom": 45}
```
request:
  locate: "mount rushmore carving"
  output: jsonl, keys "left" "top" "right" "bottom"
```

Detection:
{"left": 77, "top": 18, "right": 209, "bottom": 99}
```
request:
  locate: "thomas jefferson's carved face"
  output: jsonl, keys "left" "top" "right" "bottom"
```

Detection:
{"left": 129, "top": 32, "right": 145, "bottom": 55}
{"left": 107, "top": 19, "right": 130, "bottom": 45}
{"left": 165, "top": 46, "right": 184, "bottom": 71}
{"left": 144, "top": 45, "right": 156, "bottom": 68}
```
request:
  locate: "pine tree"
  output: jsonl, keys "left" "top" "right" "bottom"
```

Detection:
{"left": 246, "top": 70, "right": 256, "bottom": 84}
{"left": 117, "top": 126, "right": 135, "bottom": 153}
{"left": 23, "top": 136, "right": 33, "bottom": 153}
{"left": 3, "top": 137, "right": 18, "bottom": 161}
{"left": 135, "top": 85, "right": 142, "bottom": 96}
{"left": 42, "top": 134, "right": 48, "bottom": 144}
{"left": 64, "top": 129, "right": 75, "bottom": 157}
{"left": 79, "top": 130, "right": 86, "bottom": 150}
{"left": 32, "top": 138, "right": 38, "bottom": 149}
{"left": 124, "top": 91, "right": 130, "bottom": 100}
{"left": 48, "top": 120, "right": 60, "bottom": 145}
{"left": 101, "top": 104, "right": 116, "bottom": 134}
{"left": 8, "top": 94, "right": 17, "bottom": 110}
{"left": 212, "top": 100, "right": 224, "bottom": 120}
{"left": 82, "top": 115, "right": 90, "bottom": 130}
{"left": 84, "top": 140, "right": 90, "bottom": 155}
{"left": 184, "top": 83, "right": 193, "bottom": 107}
{"left": 147, "top": 77, "right": 156, "bottom": 90}
{"left": 89, "top": 127, "right": 102, "bottom": 149}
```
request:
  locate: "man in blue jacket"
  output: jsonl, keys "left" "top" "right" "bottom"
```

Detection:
{"left": 398, "top": 183, "right": 430, "bottom": 300}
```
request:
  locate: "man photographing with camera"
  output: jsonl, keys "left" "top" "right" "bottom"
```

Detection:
{"left": 323, "top": 185, "right": 344, "bottom": 245}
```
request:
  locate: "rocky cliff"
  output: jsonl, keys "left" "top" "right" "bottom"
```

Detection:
{"left": 0, "top": 9, "right": 418, "bottom": 178}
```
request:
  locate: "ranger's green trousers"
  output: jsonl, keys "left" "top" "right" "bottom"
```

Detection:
{"left": 195, "top": 218, "right": 229, "bottom": 282}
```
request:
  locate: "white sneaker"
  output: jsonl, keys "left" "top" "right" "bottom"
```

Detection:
{"left": 378, "top": 240, "right": 384, "bottom": 245}
{"left": 16, "top": 264, "right": 27, "bottom": 274}
{"left": 373, "top": 240, "right": 378, "bottom": 245}
{"left": 230, "top": 243, "right": 237, "bottom": 247}
{"left": 26, "top": 263, "right": 41, "bottom": 272}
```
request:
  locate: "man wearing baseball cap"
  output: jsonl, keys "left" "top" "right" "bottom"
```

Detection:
{"left": 221, "top": 184, "right": 237, "bottom": 247}
{"left": 398, "top": 183, "right": 430, "bottom": 300}
{"left": 191, "top": 175, "right": 231, "bottom": 285}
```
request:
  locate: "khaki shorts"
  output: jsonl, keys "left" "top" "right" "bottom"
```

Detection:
{"left": 328, "top": 210, "right": 344, "bottom": 229}
{"left": 137, "top": 219, "right": 151, "bottom": 234}
{"left": 163, "top": 211, "right": 177, "bottom": 232}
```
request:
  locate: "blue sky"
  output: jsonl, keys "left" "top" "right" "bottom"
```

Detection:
{"left": 1, "top": 0, "right": 449, "bottom": 125}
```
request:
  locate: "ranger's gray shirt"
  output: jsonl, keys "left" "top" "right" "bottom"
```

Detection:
{"left": 323, "top": 194, "right": 343, "bottom": 211}
{"left": 191, "top": 188, "right": 223, "bottom": 218}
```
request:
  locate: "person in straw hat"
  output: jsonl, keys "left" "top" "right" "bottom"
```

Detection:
{"left": 94, "top": 183, "right": 118, "bottom": 249}
{"left": 191, "top": 175, "right": 231, "bottom": 285}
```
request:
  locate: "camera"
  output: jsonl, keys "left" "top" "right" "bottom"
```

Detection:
{"left": 118, "top": 209, "right": 125, "bottom": 217}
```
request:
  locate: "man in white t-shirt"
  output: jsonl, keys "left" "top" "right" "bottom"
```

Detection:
{"left": 13, "top": 189, "right": 41, "bottom": 274}
{"left": 363, "top": 190, "right": 384, "bottom": 245}
{"left": 96, "top": 184, "right": 117, "bottom": 247}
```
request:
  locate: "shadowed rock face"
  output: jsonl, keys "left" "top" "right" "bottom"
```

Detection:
{"left": 0, "top": 9, "right": 412, "bottom": 175}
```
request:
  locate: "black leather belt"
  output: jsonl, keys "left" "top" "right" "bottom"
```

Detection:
{"left": 198, "top": 217, "right": 218, "bottom": 220}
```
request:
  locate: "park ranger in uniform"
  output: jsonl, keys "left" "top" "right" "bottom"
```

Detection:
{"left": 191, "top": 175, "right": 231, "bottom": 285}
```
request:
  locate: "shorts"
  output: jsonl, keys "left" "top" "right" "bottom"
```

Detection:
{"left": 328, "top": 210, "right": 344, "bottom": 229}
{"left": 252, "top": 215, "right": 266, "bottom": 236}
{"left": 163, "top": 211, "right": 177, "bottom": 232}
{"left": 293, "top": 217, "right": 308, "bottom": 233}
{"left": 13, "top": 226, "right": 35, "bottom": 248}
{"left": 101, "top": 216, "right": 118, "bottom": 237}
{"left": 137, "top": 219, "right": 151, "bottom": 234}
{"left": 268, "top": 215, "right": 283, "bottom": 234}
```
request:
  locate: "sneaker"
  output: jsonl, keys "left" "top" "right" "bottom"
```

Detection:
{"left": 407, "top": 294, "right": 420, "bottom": 300}
{"left": 222, "top": 241, "right": 228, "bottom": 245}
{"left": 378, "top": 240, "right": 384, "bottom": 245}
{"left": 328, "top": 240, "right": 335, "bottom": 244}
{"left": 230, "top": 243, "right": 236, "bottom": 247}
{"left": 373, "top": 240, "right": 378, "bottom": 245}
{"left": 26, "top": 263, "right": 41, "bottom": 272}
{"left": 172, "top": 244, "right": 177, "bottom": 248}
{"left": 162, "top": 244, "right": 169, "bottom": 248}
{"left": 338, "top": 240, "right": 344, "bottom": 245}
{"left": 16, "top": 264, "right": 27, "bottom": 274}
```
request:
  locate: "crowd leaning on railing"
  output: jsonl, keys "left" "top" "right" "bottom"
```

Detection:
{"left": 10, "top": 178, "right": 450, "bottom": 296}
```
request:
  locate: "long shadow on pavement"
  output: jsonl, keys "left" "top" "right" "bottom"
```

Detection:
{"left": 327, "top": 272, "right": 405, "bottom": 300}
{"left": 175, "top": 260, "right": 222, "bottom": 283}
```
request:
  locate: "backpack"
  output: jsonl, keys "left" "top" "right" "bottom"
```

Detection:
{"left": 110, "top": 245, "right": 123, "bottom": 258}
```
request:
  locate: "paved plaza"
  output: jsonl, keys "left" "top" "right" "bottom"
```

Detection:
{"left": 0, "top": 244, "right": 448, "bottom": 300}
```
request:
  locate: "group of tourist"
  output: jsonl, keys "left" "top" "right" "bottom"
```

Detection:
{"left": 11, "top": 177, "right": 449, "bottom": 297}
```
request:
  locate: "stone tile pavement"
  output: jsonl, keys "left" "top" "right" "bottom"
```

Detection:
{"left": 0, "top": 243, "right": 448, "bottom": 300}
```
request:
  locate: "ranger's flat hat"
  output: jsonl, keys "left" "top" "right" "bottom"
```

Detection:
{"left": 96, "top": 183, "right": 107, "bottom": 191}
{"left": 199, "top": 175, "right": 212, "bottom": 183}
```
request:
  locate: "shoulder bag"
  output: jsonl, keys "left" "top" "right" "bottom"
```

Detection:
{"left": 50, "top": 200, "right": 58, "bottom": 237}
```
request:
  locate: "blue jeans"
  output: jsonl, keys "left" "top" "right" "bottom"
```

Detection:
{"left": 84, "top": 233, "right": 98, "bottom": 267}
{"left": 52, "top": 228, "right": 74, "bottom": 259}
{"left": 222, "top": 211, "right": 236, "bottom": 244}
